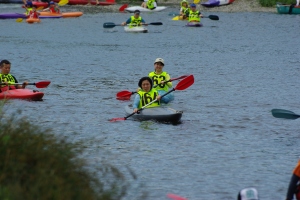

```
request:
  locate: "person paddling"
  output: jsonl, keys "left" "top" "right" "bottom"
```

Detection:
{"left": 26, "top": 5, "right": 40, "bottom": 19}
{"left": 179, "top": 0, "right": 190, "bottom": 19}
{"left": 42, "top": 1, "right": 60, "bottom": 13}
{"left": 121, "top": 10, "right": 147, "bottom": 27}
{"left": 148, "top": 58, "right": 174, "bottom": 103}
{"left": 0, "top": 60, "right": 28, "bottom": 91}
{"left": 187, "top": 3, "right": 203, "bottom": 23}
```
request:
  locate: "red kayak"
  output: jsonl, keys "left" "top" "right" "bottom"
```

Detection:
{"left": 0, "top": 89, "right": 44, "bottom": 101}
{"left": 22, "top": 2, "right": 49, "bottom": 9}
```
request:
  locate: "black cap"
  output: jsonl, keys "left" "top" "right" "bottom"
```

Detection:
{"left": 134, "top": 10, "right": 140, "bottom": 14}
{"left": 0, "top": 60, "right": 11, "bottom": 66}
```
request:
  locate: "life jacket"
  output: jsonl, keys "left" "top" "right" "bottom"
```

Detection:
{"left": 137, "top": 89, "right": 160, "bottom": 108}
{"left": 49, "top": 6, "right": 60, "bottom": 13}
{"left": 0, "top": 74, "right": 17, "bottom": 90}
{"left": 129, "top": 16, "right": 142, "bottom": 27}
{"left": 28, "top": 10, "right": 39, "bottom": 19}
{"left": 149, "top": 71, "right": 171, "bottom": 92}
{"left": 146, "top": 0, "right": 155, "bottom": 9}
{"left": 188, "top": 10, "right": 201, "bottom": 22}
{"left": 25, "top": 7, "right": 32, "bottom": 15}
{"left": 180, "top": 0, "right": 189, "bottom": 15}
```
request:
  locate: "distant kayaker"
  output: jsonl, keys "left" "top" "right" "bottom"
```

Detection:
{"left": 141, "top": 0, "right": 157, "bottom": 10}
{"left": 237, "top": 187, "right": 259, "bottom": 200}
{"left": 42, "top": 1, "right": 60, "bottom": 13}
{"left": 179, "top": 0, "right": 190, "bottom": 19}
{"left": 286, "top": 158, "right": 300, "bottom": 200}
{"left": 0, "top": 60, "right": 28, "bottom": 90}
{"left": 26, "top": 5, "right": 40, "bottom": 19}
{"left": 24, "top": 1, "right": 33, "bottom": 15}
{"left": 133, "top": 77, "right": 169, "bottom": 113}
{"left": 148, "top": 58, "right": 174, "bottom": 103}
{"left": 121, "top": 10, "right": 147, "bottom": 27}
{"left": 187, "top": 3, "right": 203, "bottom": 22}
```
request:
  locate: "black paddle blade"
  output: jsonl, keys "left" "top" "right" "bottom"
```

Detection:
{"left": 271, "top": 109, "right": 300, "bottom": 120}
{"left": 208, "top": 15, "right": 219, "bottom": 20}
{"left": 149, "top": 22, "right": 163, "bottom": 25}
{"left": 174, "top": 75, "right": 194, "bottom": 91}
{"left": 103, "top": 22, "right": 116, "bottom": 28}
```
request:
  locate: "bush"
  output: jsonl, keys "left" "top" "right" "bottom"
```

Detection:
{"left": 259, "top": 0, "right": 296, "bottom": 7}
{"left": 0, "top": 109, "right": 145, "bottom": 200}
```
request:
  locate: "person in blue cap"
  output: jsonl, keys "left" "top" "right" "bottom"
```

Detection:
{"left": 42, "top": 1, "right": 60, "bottom": 13}
{"left": 121, "top": 10, "right": 147, "bottom": 27}
{"left": 24, "top": 1, "right": 33, "bottom": 15}
{"left": 187, "top": 3, "right": 203, "bottom": 22}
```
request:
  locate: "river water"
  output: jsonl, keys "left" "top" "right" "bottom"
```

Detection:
{"left": 1, "top": 4, "right": 300, "bottom": 199}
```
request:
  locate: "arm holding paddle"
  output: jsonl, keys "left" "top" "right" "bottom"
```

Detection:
{"left": 121, "top": 10, "right": 147, "bottom": 26}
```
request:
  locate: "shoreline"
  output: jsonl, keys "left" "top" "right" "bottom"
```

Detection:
{"left": 64, "top": 0, "right": 277, "bottom": 13}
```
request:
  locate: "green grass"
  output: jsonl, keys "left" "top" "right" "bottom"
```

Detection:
{"left": 259, "top": 0, "right": 295, "bottom": 7}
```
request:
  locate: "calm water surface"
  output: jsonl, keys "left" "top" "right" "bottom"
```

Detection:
{"left": 1, "top": 4, "right": 300, "bottom": 199}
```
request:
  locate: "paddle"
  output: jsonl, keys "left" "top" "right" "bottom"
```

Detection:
{"left": 1, "top": 80, "right": 51, "bottom": 88}
{"left": 103, "top": 22, "right": 163, "bottom": 28}
{"left": 167, "top": 193, "right": 188, "bottom": 200}
{"left": 58, "top": 0, "right": 69, "bottom": 6}
{"left": 110, "top": 74, "right": 194, "bottom": 122}
{"left": 193, "top": 0, "right": 200, "bottom": 3}
{"left": 119, "top": 4, "right": 128, "bottom": 12}
{"left": 172, "top": 15, "right": 219, "bottom": 21}
{"left": 116, "top": 75, "right": 189, "bottom": 100}
{"left": 271, "top": 109, "right": 300, "bottom": 120}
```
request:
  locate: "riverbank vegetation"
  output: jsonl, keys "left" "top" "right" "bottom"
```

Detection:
{"left": 0, "top": 107, "right": 146, "bottom": 199}
{"left": 259, "top": 0, "right": 295, "bottom": 6}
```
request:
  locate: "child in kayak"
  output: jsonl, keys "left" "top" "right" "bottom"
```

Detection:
{"left": 141, "top": 0, "right": 157, "bottom": 10}
{"left": 121, "top": 10, "right": 147, "bottom": 27}
{"left": 42, "top": 1, "right": 60, "bottom": 13}
{"left": 179, "top": 0, "right": 190, "bottom": 19}
{"left": 187, "top": 3, "right": 203, "bottom": 22}
{"left": 27, "top": 5, "right": 40, "bottom": 19}
{"left": 148, "top": 58, "right": 174, "bottom": 103}
{"left": 0, "top": 60, "right": 28, "bottom": 91}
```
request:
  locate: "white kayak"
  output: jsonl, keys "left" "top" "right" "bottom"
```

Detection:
{"left": 124, "top": 104, "right": 183, "bottom": 123}
{"left": 125, "top": 6, "right": 167, "bottom": 12}
{"left": 124, "top": 26, "right": 148, "bottom": 33}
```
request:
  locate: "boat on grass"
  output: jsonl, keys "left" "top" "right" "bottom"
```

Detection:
{"left": 276, "top": 2, "right": 300, "bottom": 14}
{"left": 201, "top": 0, "right": 234, "bottom": 7}
{"left": 124, "top": 104, "right": 183, "bottom": 123}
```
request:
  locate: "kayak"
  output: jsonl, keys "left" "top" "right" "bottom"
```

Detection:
{"left": 185, "top": 22, "right": 203, "bottom": 27}
{"left": 0, "top": 89, "right": 44, "bottom": 101}
{"left": 52, "top": 0, "right": 115, "bottom": 5}
{"left": 39, "top": 11, "right": 83, "bottom": 18}
{"left": 21, "top": 1, "right": 49, "bottom": 8}
{"left": 26, "top": 18, "right": 41, "bottom": 23}
{"left": 276, "top": 3, "right": 300, "bottom": 14}
{"left": 0, "top": 13, "right": 26, "bottom": 19}
{"left": 124, "top": 104, "right": 183, "bottom": 123}
{"left": 201, "top": 0, "right": 235, "bottom": 7}
{"left": 124, "top": 26, "right": 148, "bottom": 33}
{"left": 125, "top": 6, "right": 167, "bottom": 12}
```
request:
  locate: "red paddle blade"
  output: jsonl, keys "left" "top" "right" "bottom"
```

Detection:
{"left": 35, "top": 81, "right": 51, "bottom": 88}
{"left": 109, "top": 117, "right": 126, "bottom": 122}
{"left": 174, "top": 75, "right": 194, "bottom": 91}
{"left": 116, "top": 90, "right": 132, "bottom": 100}
{"left": 167, "top": 193, "right": 188, "bottom": 200}
{"left": 119, "top": 4, "right": 128, "bottom": 12}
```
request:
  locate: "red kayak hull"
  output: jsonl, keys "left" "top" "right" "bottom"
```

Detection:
{"left": 0, "top": 89, "right": 44, "bottom": 101}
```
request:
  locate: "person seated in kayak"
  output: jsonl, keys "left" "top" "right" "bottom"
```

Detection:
{"left": 187, "top": 3, "right": 203, "bottom": 22}
{"left": 42, "top": 1, "right": 60, "bottom": 13}
{"left": 148, "top": 58, "right": 174, "bottom": 103}
{"left": 237, "top": 187, "right": 259, "bottom": 200}
{"left": 121, "top": 10, "right": 147, "bottom": 27}
{"left": 24, "top": 1, "right": 33, "bottom": 15}
{"left": 141, "top": 0, "right": 157, "bottom": 10}
{"left": 0, "top": 60, "right": 28, "bottom": 91}
{"left": 26, "top": 5, "right": 40, "bottom": 19}
{"left": 179, "top": 0, "right": 190, "bottom": 19}
{"left": 133, "top": 77, "right": 169, "bottom": 113}
{"left": 286, "top": 158, "right": 300, "bottom": 200}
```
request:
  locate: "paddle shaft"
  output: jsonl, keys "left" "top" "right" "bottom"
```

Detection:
{"left": 103, "top": 22, "right": 162, "bottom": 28}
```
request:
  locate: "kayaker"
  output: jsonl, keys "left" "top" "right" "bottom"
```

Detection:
{"left": 121, "top": 10, "right": 147, "bottom": 27}
{"left": 286, "top": 158, "right": 300, "bottom": 200}
{"left": 187, "top": 3, "right": 203, "bottom": 22}
{"left": 24, "top": 1, "right": 33, "bottom": 15}
{"left": 0, "top": 60, "right": 28, "bottom": 90}
{"left": 148, "top": 58, "right": 174, "bottom": 103}
{"left": 141, "top": 0, "right": 157, "bottom": 10}
{"left": 237, "top": 187, "right": 259, "bottom": 200}
{"left": 26, "top": 5, "right": 40, "bottom": 19}
{"left": 42, "top": 1, "right": 60, "bottom": 13}
{"left": 179, "top": 0, "right": 190, "bottom": 19}
{"left": 133, "top": 77, "right": 169, "bottom": 113}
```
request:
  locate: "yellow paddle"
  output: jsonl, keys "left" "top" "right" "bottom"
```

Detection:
{"left": 194, "top": 0, "right": 200, "bottom": 3}
{"left": 16, "top": 18, "right": 23, "bottom": 22}
{"left": 172, "top": 16, "right": 185, "bottom": 20}
{"left": 58, "top": 0, "right": 69, "bottom": 6}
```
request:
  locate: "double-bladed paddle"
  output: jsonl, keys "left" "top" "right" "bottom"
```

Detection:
{"left": 1, "top": 80, "right": 51, "bottom": 88}
{"left": 172, "top": 15, "right": 219, "bottom": 21}
{"left": 110, "top": 74, "right": 194, "bottom": 122}
{"left": 103, "top": 22, "right": 163, "bottom": 28}
{"left": 116, "top": 75, "right": 189, "bottom": 100}
{"left": 271, "top": 109, "right": 300, "bottom": 120}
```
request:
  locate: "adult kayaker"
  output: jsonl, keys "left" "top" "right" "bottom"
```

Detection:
{"left": 133, "top": 77, "right": 170, "bottom": 113}
{"left": 0, "top": 60, "right": 28, "bottom": 91}
{"left": 141, "top": 0, "right": 157, "bottom": 10}
{"left": 148, "top": 58, "right": 174, "bottom": 103}
{"left": 179, "top": 0, "right": 190, "bottom": 19}
{"left": 121, "top": 10, "right": 147, "bottom": 27}
{"left": 26, "top": 5, "right": 40, "bottom": 19}
{"left": 42, "top": 1, "right": 60, "bottom": 13}
{"left": 187, "top": 3, "right": 203, "bottom": 22}
{"left": 286, "top": 158, "right": 300, "bottom": 200}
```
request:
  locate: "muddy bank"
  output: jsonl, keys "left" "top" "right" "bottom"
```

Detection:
{"left": 63, "top": 0, "right": 277, "bottom": 14}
